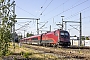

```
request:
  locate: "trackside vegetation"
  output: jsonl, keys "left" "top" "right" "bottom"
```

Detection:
{"left": 0, "top": 0, "right": 16, "bottom": 56}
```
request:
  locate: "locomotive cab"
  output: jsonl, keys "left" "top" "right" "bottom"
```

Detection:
{"left": 59, "top": 30, "right": 71, "bottom": 46}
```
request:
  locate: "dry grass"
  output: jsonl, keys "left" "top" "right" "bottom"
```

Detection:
{"left": 8, "top": 43, "right": 58, "bottom": 60}
{"left": 2, "top": 43, "right": 90, "bottom": 60}
{"left": 0, "top": 57, "right": 3, "bottom": 60}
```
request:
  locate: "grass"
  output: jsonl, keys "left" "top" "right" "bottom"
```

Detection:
{"left": 0, "top": 57, "right": 2, "bottom": 60}
{"left": 8, "top": 42, "right": 59, "bottom": 60}
{"left": 2, "top": 42, "right": 88, "bottom": 60}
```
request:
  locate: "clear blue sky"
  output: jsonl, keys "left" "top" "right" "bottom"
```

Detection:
{"left": 14, "top": 0, "right": 90, "bottom": 37}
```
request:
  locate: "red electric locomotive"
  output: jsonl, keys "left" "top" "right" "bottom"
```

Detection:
{"left": 20, "top": 29, "right": 71, "bottom": 46}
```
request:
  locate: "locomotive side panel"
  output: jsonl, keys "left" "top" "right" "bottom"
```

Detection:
{"left": 39, "top": 31, "right": 59, "bottom": 47}
{"left": 41, "top": 33, "right": 57, "bottom": 44}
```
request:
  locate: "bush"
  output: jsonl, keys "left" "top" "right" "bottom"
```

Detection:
{"left": 23, "top": 52, "right": 29, "bottom": 58}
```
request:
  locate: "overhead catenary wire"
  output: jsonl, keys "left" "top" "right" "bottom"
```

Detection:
{"left": 71, "top": 0, "right": 81, "bottom": 8}
{"left": 16, "top": 5, "right": 36, "bottom": 17}
{"left": 40, "top": 0, "right": 54, "bottom": 16}
{"left": 73, "top": 15, "right": 90, "bottom": 21}
{"left": 56, "top": 0, "right": 88, "bottom": 17}
{"left": 16, "top": 21, "right": 31, "bottom": 24}
{"left": 82, "top": 16, "right": 90, "bottom": 20}
{"left": 43, "top": 0, "right": 69, "bottom": 16}
{"left": 45, "top": 0, "right": 88, "bottom": 21}
{"left": 64, "top": 5, "right": 90, "bottom": 20}
{"left": 16, "top": 23, "right": 22, "bottom": 27}
{"left": 36, "top": 0, "right": 47, "bottom": 17}
{"left": 39, "top": 21, "right": 48, "bottom": 29}
{"left": 51, "top": 0, "right": 79, "bottom": 24}
{"left": 15, "top": 21, "right": 31, "bottom": 31}
{"left": 41, "top": 0, "right": 47, "bottom": 9}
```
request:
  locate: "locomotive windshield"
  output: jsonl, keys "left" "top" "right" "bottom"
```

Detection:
{"left": 60, "top": 31, "right": 69, "bottom": 37}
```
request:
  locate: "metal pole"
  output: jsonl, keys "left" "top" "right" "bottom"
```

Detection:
{"left": 62, "top": 18, "right": 63, "bottom": 30}
{"left": 80, "top": 13, "right": 82, "bottom": 46}
{"left": 24, "top": 30, "right": 25, "bottom": 38}
{"left": 50, "top": 25, "right": 51, "bottom": 32}
{"left": 61, "top": 16, "right": 64, "bottom": 30}
{"left": 12, "top": 3, "right": 16, "bottom": 50}
{"left": 37, "top": 19, "right": 39, "bottom": 34}
{"left": 65, "top": 22, "right": 67, "bottom": 30}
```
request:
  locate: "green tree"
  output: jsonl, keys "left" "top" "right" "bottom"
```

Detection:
{"left": 18, "top": 35, "right": 22, "bottom": 39}
{"left": 26, "top": 33, "right": 34, "bottom": 37}
{"left": 0, "top": 26, "right": 11, "bottom": 56}
{"left": 0, "top": 0, "right": 16, "bottom": 56}
{"left": 81, "top": 36, "right": 85, "bottom": 40}
{"left": 86, "top": 37, "right": 89, "bottom": 40}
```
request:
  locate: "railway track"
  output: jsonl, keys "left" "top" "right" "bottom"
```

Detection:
{"left": 21, "top": 43, "right": 90, "bottom": 60}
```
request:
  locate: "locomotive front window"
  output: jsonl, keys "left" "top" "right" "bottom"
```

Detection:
{"left": 65, "top": 33, "right": 68, "bottom": 36}
{"left": 60, "top": 32, "right": 64, "bottom": 35}
{"left": 60, "top": 31, "right": 69, "bottom": 37}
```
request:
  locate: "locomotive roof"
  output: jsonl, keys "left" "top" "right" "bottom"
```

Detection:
{"left": 25, "top": 34, "right": 41, "bottom": 39}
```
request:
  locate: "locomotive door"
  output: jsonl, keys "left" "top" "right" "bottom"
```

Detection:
{"left": 55, "top": 31, "right": 60, "bottom": 44}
